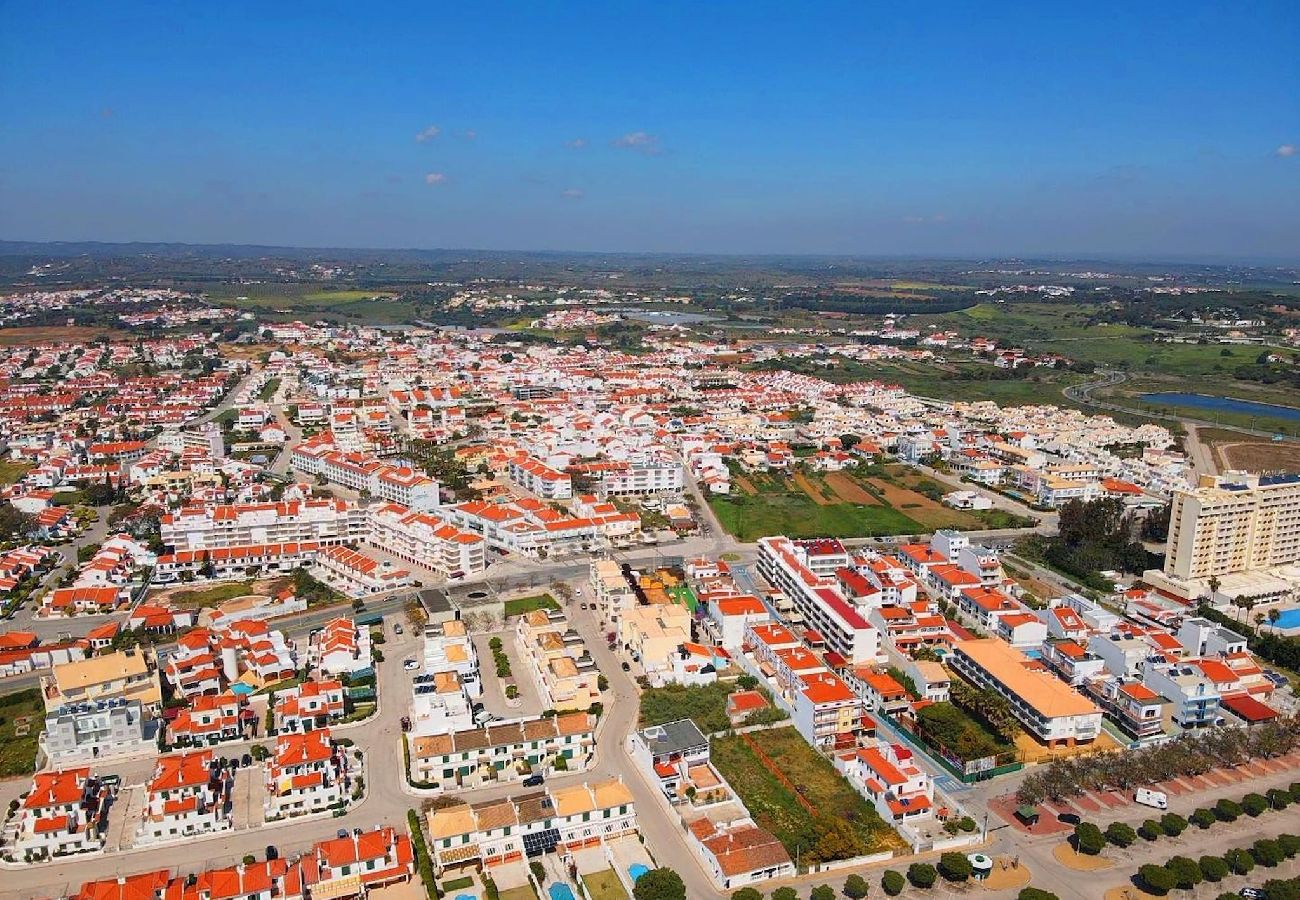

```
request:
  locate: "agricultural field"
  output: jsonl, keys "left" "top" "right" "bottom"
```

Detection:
{"left": 711, "top": 727, "right": 906, "bottom": 861}
{"left": 710, "top": 464, "right": 1028, "bottom": 541}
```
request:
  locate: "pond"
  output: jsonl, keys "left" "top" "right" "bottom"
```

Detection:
{"left": 1139, "top": 392, "right": 1300, "bottom": 423}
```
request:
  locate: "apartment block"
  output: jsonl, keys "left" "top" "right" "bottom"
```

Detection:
{"left": 366, "top": 502, "right": 486, "bottom": 578}
{"left": 408, "top": 712, "right": 595, "bottom": 791}
{"left": 43, "top": 698, "right": 151, "bottom": 765}
{"left": 160, "top": 499, "right": 367, "bottom": 552}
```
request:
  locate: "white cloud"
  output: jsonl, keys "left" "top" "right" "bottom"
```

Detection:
{"left": 1278, "top": 144, "right": 1297, "bottom": 158}
{"left": 415, "top": 125, "right": 441, "bottom": 143}
{"left": 425, "top": 172, "right": 447, "bottom": 186}
{"left": 566, "top": 138, "right": 587, "bottom": 150}
{"left": 561, "top": 188, "right": 584, "bottom": 200}
{"left": 463, "top": 130, "right": 477, "bottom": 140}
{"left": 611, "top": 131, "right": 663, "bottom": 155}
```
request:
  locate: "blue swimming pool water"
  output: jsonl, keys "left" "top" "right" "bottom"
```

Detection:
{"left": 1023, "top": 649, "right": 1042, "bottom": 659}
{"left": 549, "top": 886, "right": 576, "bottom": 900}
{"left": 1273, "top": 608, "right": 1300, "bottom": 629}
{"left": 629, "top": 863, "right": 649, "bottom": 882}
{"left": 454, "top": 895, "right": 475, "bottom": 900}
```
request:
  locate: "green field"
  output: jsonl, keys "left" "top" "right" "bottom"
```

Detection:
{"left": 166, "top": 578, "right": 264, "bottom": 609}
{"left": 711, "top": 727, "right": 905, "bottom": 861}
{"left": 0, "top": 689, "right": 43, "bottom": 777}
{"left": 710, "top": 489, "right": 921, "bottom": 541}
{"left": 639, "top": 682, "right": 737, "bottom": 735}
{"left": 0, "top": 459, "right": 33, "bottom": 485}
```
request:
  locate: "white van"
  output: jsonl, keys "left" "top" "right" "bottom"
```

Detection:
{"left": 1135, "top": 788, "right": 1168, "bottom": 810}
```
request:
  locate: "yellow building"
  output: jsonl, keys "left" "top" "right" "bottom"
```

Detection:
{"left": 43, "top": 649, "right": 162, "bottom": 710}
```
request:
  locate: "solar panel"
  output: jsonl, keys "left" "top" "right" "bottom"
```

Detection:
{"left": 523, "top": 827, "right": 560, "bottom": 856}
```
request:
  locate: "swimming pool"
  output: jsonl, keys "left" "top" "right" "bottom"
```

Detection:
{"left": 628, "top": 863, "right": 649, "bottom": 882}
{"left": 1273, "top": 608, "right": 1300, "bottom": 629}
{"left": 548, "top": 885, "right": 576, "bottom": 900}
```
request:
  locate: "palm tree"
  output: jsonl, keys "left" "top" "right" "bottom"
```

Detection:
{"left": 1207, "top": 575, "right": 1222, "bottom": 604}
{"left": 1268, "top": 608, "right": 1281, "bottom": 633}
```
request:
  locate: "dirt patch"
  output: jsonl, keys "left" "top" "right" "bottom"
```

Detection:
{"left": 1216, "top": 440, "right": 1300, "bottom": 472}
{"left": 734, "top": 476, "right": 758, "bottom": 496}
{"left": 0, "top": 325, "right": 128, "bottom": 346}
{"left": 865, "top": 477, "right": 976, "bottom": 528}
{"left": 792, "top": 471, "right": 834, "bottom": 506}
{"left": 823, "top": 471, "right": 881, "bottom": 505}
{"left": 1014, "top": 730, "right": 1120, "bottom": 764}
{"left": 1052, "top": 843, "right": 1115, "bottom": 871}
{"left": 980, "top": 858, "right": 1032, "bottom": 891}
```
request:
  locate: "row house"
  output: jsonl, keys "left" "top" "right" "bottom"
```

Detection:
{"left": 9, "top": 768, "right": 112, "bottom": 861}
{"left": 310, "top": 544, "right": 411, "bottom": 598}
{"left": 425, "top": 778, "right": 636, "bottom": 874}
{"left": 154, "top": 541, "right": 321, "bottom": 581}
{"left": 274, "top": 679, "right": 346, "bottom": 733}
{"left": 168, "top": 693, "right": 252, "bottom": 747}
{"left": 310, "top": 617, "right": 372, "bottom": 677}
{"left": 508, "top": 456, "right": 573, "bottom": 500}
{"left": 137, "top": 751, "right": 232, "bottom": 844}
{"left": 264, "top": 730, "right": 348, "bottom": 820}
{"left": 408, "top": 712, "right": 595, "bottom": 791}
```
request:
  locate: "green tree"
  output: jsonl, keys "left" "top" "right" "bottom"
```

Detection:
{"left": 1138, "top": 820, "right": 1162, "bottom": 841}
{"left": 1280, "top": 833, "right": 1300, "bottom": 858}
{"left": 938, "top": 852, "right": 973, "bottom": 881}
{"left": 1165, "top": 856, "right": 1203, "bottom": 890}
{"left": 1199, "top": 856, "right": 1230, "bottom": 883}
{"left": 1159, "top": 813, "right": 1188, "bottom": 837}
{"left": 881, "top": 870, "right": 906, "bottom": 896}
{"left": 1138, "top": 864, "right": 1176, "bottom": 895}
{"left": 730, "top": 890, "right": 763, "bottom": 900}
{"left": 843, "top": 874, "right": 869, "bottom": 899}
{"left": 772, "top": 889, "right": 798, "bottom": 900}
{"left": 1253, "top": 839, "right": 1285, "bottom": 868}
{"left": 1075, "top": 821, "right": 1105, "bottom": 855}
{"left": 1018, "top": 891, "right": 1060, "bottom": 900}
{"left": 1191, "top": 808, "right": 1217, "bottom": 829}
{"left": 1224, "top": 847, "right": 1256, "bottom": 876}
{"left": 632, "top": 868, "right": 686, "bottom": 900}
{"left": 1242, "top": 793, "right": 1269, "bottom": 817}
{"left": 908, "top": 863, "right": 937, "bottom": 889}
{"left": 810, "top": 887, "right": 835, "bottom": 900}
{"left": 1261, "top": 880, "right": 1300, "bottom": 900}
{"left": 1105, "top": 822, "right": 1137, "bottom": 848}
{"left": 1215, "top": 798, "right": 1242, "bottom": 822}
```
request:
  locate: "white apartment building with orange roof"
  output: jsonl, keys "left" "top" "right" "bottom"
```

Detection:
{"left": 834, "top": 742, "right": 934, "bottom": 827}
{"left": 793, "top": 670, "right": 867, "bottom": 749}
{"left": 274, "top": 679, "right": 346, "bottom": 733}
{"left": 310, "top": 617, "right": 372, "bottom": 676}
{"left": 366, "top": 502, "right": 486, "bottom": 578}
{"left": 160, "top": 499, "right": 367, "bottom": 552}
{"left": 507, "top": 456, "right": 572, "bottom": 499}
{"left": 707, "top": 594, "right": 770, "bottom": 650}
{"left": 515, "top": 609, "right": 600, "bottom": 711}
{"left": 421, "top": 618, "right": 481, "bottom": 698}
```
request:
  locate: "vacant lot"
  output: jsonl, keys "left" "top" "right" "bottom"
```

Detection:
{"left": 159, "top": 576, "right": 289, "bottom": 609}
{"left": 792, "top": 471, "right": 834, "bottom": 505}
{"left": 711, "top": 727, "right": 905, "bottom": 861}
{"left": 0, "top": 459, "right": 33, "bottom": 485}
{"left": 0, "top": 688, "right": 43, "bottom": 777}
{"left": 710, "top": 489, "right": 922, "bottom": 542}
{"left": 913, "top": 701, "right": 1015, "bottom": 764}
{"left": 1209, "top": 437, "right": 1300, "bottom": 472}
{"left": 581, "top": 870, "right": 627, "bottom": 900}
{"left": 640, "top": 682, "right": 736, "bottom": 735}
{"left": 823, "top": 471, "right": 880, "bottom": 504}
{"left": 0, "top": 325, "right": 128, "bottom": 346}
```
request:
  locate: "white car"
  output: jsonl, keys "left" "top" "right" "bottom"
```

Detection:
{"left": 403, "top": 658, "right": 419, "bottom": 671}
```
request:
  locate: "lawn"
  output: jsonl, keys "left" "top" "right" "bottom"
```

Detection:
{"left": 257, "top": 377, "right": 281, "bottom": 402}
{"left": 497, "top": 886, "right": 537, "bottom": 900}
{"left": 0, "top": 688, "right": 44, "bottom": 777}
{"left": 639, "top": 682, "right": 736, "bottom": 735}
{"left": 711, "top": 727, "right": 905, "bottom": 861}
{"left": 709, "top": 488, "right": 922, "bottom": 542}
{"left": 582, "top": 870, "right": 628, "bottom": 900}
{"left": 503, "top": 593, "right": 559, "bottom": 617}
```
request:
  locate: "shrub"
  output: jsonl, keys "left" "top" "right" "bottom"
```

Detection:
{"left": 1214, "top": 894, "right": 1243, "bottom": 900}
{"left": 1242, "top": 793, "right": 1270, "bottom": 817}
{"left": 810, "top": 887, "right": 835, "bottom": 900}
{"left": 844, "top": 874, "right": 869, "bottom": 899}
{"left": 1138, "top": 820, "right": 1162, "bottom": 841}
{"left": 772, "top": 890, "right": 797, "bottom": 900}
{"left": 1252, "top": 838, "right": 1285, "bottom": 868}
{"left": 1215, "top": 798, "right": 1243, "bottom": 822}
{"left": 908, "top": 862, "right": 937, "bottom": 889}
{"left": 1165, "top": 856, "right": 1203, "bottom": 890}
{"left": 957, "top": 815, "right": 978, "bottom": 832}
{"left": 1018, "top": 891, "right": 1060, "bottom": 900}
{"left": 938, "top": 852, "right": 973, "bottom": 882}
{"left": 1160, "top": 813, "right": 1188, "bottom": 837}
{"left": 1199, "top": 855, "right": 1230, "bottom": 882}
{"left": 1105, "top": 822, "right": 1137, "bottom": 848}
{"left": 1073, "top": 821, "right": 1105, "bottom": 855}
{"left": 1261, "top": 880, "right": 1300, "bottom": 900}
{"left": 1224, "top": 847, "right": 1256, "bottom": 876}
{"left": 1267, "top": 788, "right": 1293, "bottom": 810}
{"left": 242, "top": 855, "right": 257, "bottom": 866}
{"left": 1138, "top": 864, "right": 1176, "bottom": 895}
{"left": 1191, "top": 808, "right": 1218, "bottom": 829}
{"left": 882, "top": 869, "right": 906, "bottom": 896}
{"left": 730, "top": 891, "right": 762, "bottom": 900}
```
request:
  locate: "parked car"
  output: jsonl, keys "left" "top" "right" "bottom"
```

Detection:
{"left": 1241, "top": 888, "right": 1266, "bottom": 900}
{"left": 621, "top": 661, "right": 630, "bottom": 671}
{"left": 1135, "top": 788, "right": 1168, "bottom": 810}
{"left": 473, "top": 710, "right": 495, "bottom": 725}
{"left": 400, "top": 716, "right": 412, "bottom": 732}
{"left": 393, "top": 623, "right": 404, "bottom": 635}
{"left": 403, "top": 658, "right": 419, "bottom": 671}
{"left": 522, "top": 774, "right": 545, "bottom": 787}
{"left": 337, "top": 828, "right": 350, "bottom": 839}
{"left": 265, "top": 845, "right": 278, "bottom": 861}
{"left": 241, "top": 753, "right": 252, "bottom": 768}
{"left": 1057, "top": 812, "right": 1080, "bottom": 825}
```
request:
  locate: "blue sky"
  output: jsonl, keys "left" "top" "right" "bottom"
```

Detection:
{"left": 1, "top": 1, "right": 1297, "bottom": 260}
